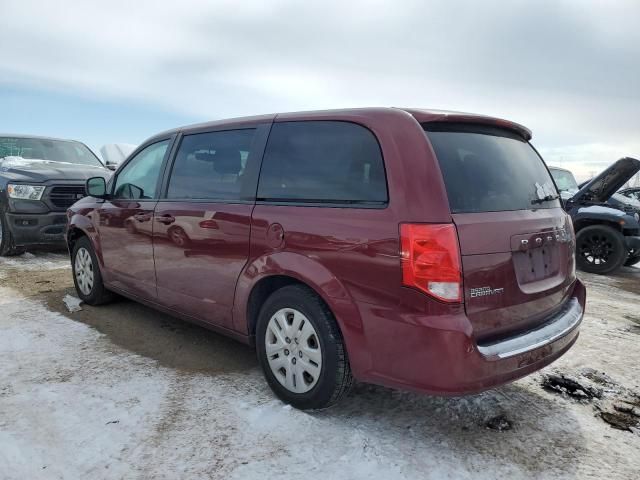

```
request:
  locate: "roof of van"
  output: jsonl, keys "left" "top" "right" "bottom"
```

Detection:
{"left": 151, "top": 107, "right": 532, "bottom": 142}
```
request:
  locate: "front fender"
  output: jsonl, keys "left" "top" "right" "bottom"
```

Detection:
{"left": 233, "top": 251, "right": 372, "bottom": 377}
{"left": 570, "top": 205, "right": 630, "bottom": 229}
{"left": 67, "top": 208, "right": 105, "bottom": 268}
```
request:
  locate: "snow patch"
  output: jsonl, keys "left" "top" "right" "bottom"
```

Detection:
{"left": 62, "top": 294, "right": 82, "bottom": 313}
{"left": 0, "top": 251, "right": 69, "bottom": 271}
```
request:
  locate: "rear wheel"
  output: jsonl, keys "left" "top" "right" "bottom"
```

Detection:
{"left": 0, "top": 211, "right": 26, "bottom": 256}
{"left": 256, "top": 284, "right": 353, "bottom": 410}
{"left": 576, "top": 225, "right": 627, "bottom": 274}
{"left": 71, "top": 236, "right": 114, "bottom": 305}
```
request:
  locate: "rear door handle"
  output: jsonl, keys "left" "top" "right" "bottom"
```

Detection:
{"left": 156, "top": 214, "right": 176, "bottom": 225}
{"left": 134, "top": 213, "right": 151, "bottom": 222}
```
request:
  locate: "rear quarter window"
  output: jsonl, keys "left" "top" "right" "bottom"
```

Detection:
{"left": 257, "top": 121, "right": 388, "bottom": 205}
{"left": 424, "top": 123, "right": 560, "bottom": 213}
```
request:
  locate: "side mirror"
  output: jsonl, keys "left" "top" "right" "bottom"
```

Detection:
{"left": 86, "top": 177, "right": 108, "bottom": 198}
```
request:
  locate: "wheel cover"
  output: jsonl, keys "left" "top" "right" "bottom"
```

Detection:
{"left": 74, "top": 247, "right": 94, "bottom": 295}
{"left": 579, "top": 233, "right": 616, "bottom": 266}
{"left": 171, "top": 229, "right": 186, "bottom": 246}
{"left": 265, "top": 308, "right": 322, "bottom": 394}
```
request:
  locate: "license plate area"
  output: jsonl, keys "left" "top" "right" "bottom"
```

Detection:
{"left": 511, "top": 230, "right": 568, "bottom": 286}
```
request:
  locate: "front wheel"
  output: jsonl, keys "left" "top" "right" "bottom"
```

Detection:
{"left": 575, "top": 225, "right": 627, "bottom": 274}
{"left": 0, "top": 211, "right": 26, "bottom": 256}
{"left": 256, "top": 285, "right": 353, "bottom": 410}
{"left": 71, "top": 236, "right": 114, "bottom": 305}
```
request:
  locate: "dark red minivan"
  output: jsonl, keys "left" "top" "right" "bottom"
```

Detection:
{"left": 67, "top": 108, "right": 585, "bottom": 409}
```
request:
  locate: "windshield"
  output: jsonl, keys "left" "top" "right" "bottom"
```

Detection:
{"left": 424, "top": 123, "right": 560, "bottom": 213}
{"left": 550, "top": 168, "right": 579, "bottom": 192}
{"left": 0, "top": 137, "right": 103, "bottom": 167}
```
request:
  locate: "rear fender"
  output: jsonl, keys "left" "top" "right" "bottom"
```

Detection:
{"left": 233, "top": 251, "right": 372, "bottom": 377}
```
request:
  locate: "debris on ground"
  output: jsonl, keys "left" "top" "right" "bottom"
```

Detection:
{"left": 600, "top": 411, "right": 639, "bottom": 432}
{"left": 614, "top": 403, "right": 640, "bottom": 417}
{"left": 580, "top": 368, "right": 617, "bottom": 387}
{"left": 485, "top": 414, "right": 513, "bottom": 431}
{"left": 541, "top": 373, "right": 603, "bottom": 400}
{"left": 624, "top": 314, "right": 640, "bottom": 326}
{"left": 62, "top": 294, "right": 83, "bottom": 313}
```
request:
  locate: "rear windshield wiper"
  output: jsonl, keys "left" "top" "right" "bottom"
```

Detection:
{"left": 531, "top": 194, "right": 560, "bottom": 205}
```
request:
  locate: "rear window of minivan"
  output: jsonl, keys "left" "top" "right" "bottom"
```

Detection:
{"left": 257, "top": 121, "right": 387, "bottom": 205}
{"left": 424, "top": 123, "right": 560, "bottom": 213}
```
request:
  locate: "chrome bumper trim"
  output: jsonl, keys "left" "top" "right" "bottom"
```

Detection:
{"left": 477, "top": 298, "right": 583, "bottom": 360}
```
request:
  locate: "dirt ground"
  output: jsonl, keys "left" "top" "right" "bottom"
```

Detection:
{"left": 1, "top": 251, "right": 639, "bottom": 479}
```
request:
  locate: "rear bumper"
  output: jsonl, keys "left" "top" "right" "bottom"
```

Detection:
{"left": 476, "top": 297, "right": 582, "bottom": 360}
{"left": 5, "top": 212, "right": 68, "bottom": 247}
{"left": 354, "top": 279, "right": 586, "bottom": 395}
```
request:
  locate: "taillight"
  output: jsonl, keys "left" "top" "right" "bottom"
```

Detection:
{"left": 199, "top": 219, "right": 219, "bottom": 229}
{"left": 565, "top": 213, "right": 577, "bottom": 278}
{"left": 400, "top": 223, "right": 463, "bottom": 303}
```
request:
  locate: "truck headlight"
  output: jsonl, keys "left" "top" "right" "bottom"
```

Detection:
{"left": 7, "top": 184, "right": 46, "bottom": 200}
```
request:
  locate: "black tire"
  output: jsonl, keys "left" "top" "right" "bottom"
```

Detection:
{"left": 624, "top": 254, "right": 640, "bottom": 267}
{"left": 71, "top": 236, "right": 114, "bottom": 305}
{"left": 256, "top": 284, "right": 353, "bottom": 410}
{"left": 0, "top": 211, "right": 26, "bottom": 256}
{"left": 575, "top": 225, "right": 627, "bottom": 274}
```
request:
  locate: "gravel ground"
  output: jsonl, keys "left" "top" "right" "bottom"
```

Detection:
{"left": 0, "top": 251, "right": 639, "bottom": 479}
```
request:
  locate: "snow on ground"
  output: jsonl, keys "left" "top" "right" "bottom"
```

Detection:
{"left": 1, "top": 254, "right": 639, "bottom": 479}
{"left": 0, "top": 251, "right": 70, "bottom": 271}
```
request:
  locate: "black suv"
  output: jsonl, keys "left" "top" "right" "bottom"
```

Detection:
{"left": 549, "top": 158, "right": 640, "bottom": 273}
{"left": 0, "top": 134, "right": 110, "bottom": 255}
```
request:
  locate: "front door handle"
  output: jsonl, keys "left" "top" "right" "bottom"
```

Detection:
{"left": 156, "top": 214, "right": 176, "bottom": 225}
{"left": 134, "top": 213, "right": 151, "bottom": 222}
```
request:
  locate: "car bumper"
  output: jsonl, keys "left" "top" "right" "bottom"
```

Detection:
{"left": 6, "top": 212, "right": 68, "bottom": 247}
{"left": 354, "top": 279, "right": 586, "bottom": 395}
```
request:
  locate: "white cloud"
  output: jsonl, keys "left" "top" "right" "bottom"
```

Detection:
{"left": 539, "top": 143, "right": 640, "bottom": 182}
{"left": 1, "top": 0, "right": 639, "bottom": 175}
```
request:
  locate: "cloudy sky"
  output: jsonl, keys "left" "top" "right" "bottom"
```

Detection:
{"left": 1, "top": 0, "right": 638, "bottom": 180}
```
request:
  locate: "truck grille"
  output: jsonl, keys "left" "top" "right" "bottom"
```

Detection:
{"left": 48, "top": 185, "right": 86, "bottom": 209}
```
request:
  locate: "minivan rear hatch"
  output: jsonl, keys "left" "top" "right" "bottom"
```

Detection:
{"left": 424, "top": 122, "right": 576, "bottom": 343}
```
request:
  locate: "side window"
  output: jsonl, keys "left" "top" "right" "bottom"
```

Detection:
{"left": 114, "top": 140, "right": 169, "bottom": 199}
{"left": 167, "top": 129, "right": 256, "bottom": 200}
{"left": 257, "top": 121, "right": 387, "bottom": 204}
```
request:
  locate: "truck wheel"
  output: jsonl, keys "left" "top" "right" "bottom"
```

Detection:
{"left": 576, "top": 225, "right": 627, "bottom": 274}
{"left": 256, "top": 284, "right": 353, "bottom": 410}
{"left": 624, "top": 253, "right": 640, "bottom": 267}
{"left": 0, "top": 212, "right": 26, "bottom": 256}
{"left": 71, "top": 236, "right": 114, "bottom": 305}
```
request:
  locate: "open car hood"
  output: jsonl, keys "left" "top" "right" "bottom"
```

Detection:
{"left": 571, "top": 157, "right": 640, "bottom": 204}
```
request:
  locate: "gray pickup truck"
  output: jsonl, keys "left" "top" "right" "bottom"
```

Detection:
{"left": 0, "top": 134, "right": 110, "bottom": 256}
